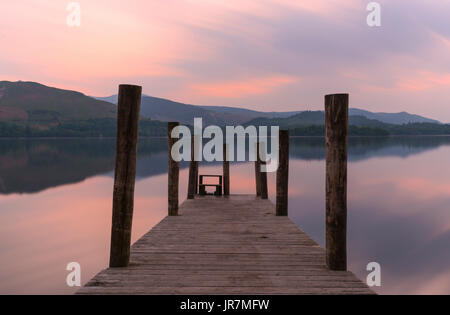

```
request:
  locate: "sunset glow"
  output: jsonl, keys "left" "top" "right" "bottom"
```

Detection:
{"left": 1, "top": 0, "right": 450, "bottom": 120}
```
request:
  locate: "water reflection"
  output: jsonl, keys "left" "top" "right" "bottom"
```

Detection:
{"left": 0, "top": 136, "right": 450, "bottom": 294}
{"left": 2, "top": 136, "right": 450, "bottom": 195}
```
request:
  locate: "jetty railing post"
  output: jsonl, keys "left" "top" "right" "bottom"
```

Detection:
{"left": 223, "top": 143, "right": 230, "bottom": 196}
{"left": 109, "top": 84, "right": 142, "bottom": 268}
{"left": 276, "top": 130, "right": 289, "bottom": 216}
{"left": 187, "top": 135, "right": 196, "bottom": 199}
{"left": 325, "top": 93, "right": 349, "bottom": 271}
{"left": 194, "top": 135, "right": 199, "bottom": 195}
{"left": 255, "top": 142, "right": 261, "bottom": 197}
{"left": 259, "top": 141, "right": 268, "bottom": 200}
{"left": 168, "top": 122, "right": 180, "bottom": 216}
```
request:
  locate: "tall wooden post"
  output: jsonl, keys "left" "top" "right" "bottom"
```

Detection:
{"left": 325, "top": 93, "right": 349, "bottom": 271}
{"left": 168, "top": 122, "right": 179, "bottom": 216}
{"left": 187, "top": 135, "right": 196, "bottom": 199}
{"left": 223, "top": 143, "right": 230, "bottom": 196}
{"left": 255, "top": 142, "right": 261, "bottom": 196}
{"left": 276, "top": 130, "right": 289, "bottom": 216}
{"left": 259, "top": 142, "right": 268, "bottom": 200}
{"left": 109, "top": 84, "right": 142, "bottom": 268}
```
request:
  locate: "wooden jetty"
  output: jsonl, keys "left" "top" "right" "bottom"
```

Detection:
{"left": 78, "top": 86, "right": 373, "bottom": 295}
{"left": 78, "top": 195, "right": 372, "bottom": 294}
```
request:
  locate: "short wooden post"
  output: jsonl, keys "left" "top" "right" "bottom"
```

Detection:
{"left": 276, "top": 130, "right": 289, "bottom": 216}
{"left": 223, "top": 143, "right": 230, "bottom": 196}
{"left": 109, "top": 84, "right": 142, "bottom": 268}
{"left": 187, "top": 135, "right": 196, "bottom": 199}
{"left": 194, "top": 162, "right": 199, "bottom": 194}
{"left": 194, "top": 135, "right": 199, "bottom": 195}
{"left": 325, "top": 93, "right": 349, "bottom": 271}
{"left": 255, "top": 142, "right": 261, "bottom": 196}
{"left": 259, "top": 142, "right": 268, "bottom": 200}
{"left": 168, "top": 122, "right": 179, "bottom": 216}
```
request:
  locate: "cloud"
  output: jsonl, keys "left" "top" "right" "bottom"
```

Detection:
{"left": 187, "top": 75, "right": 299, "bottom": 98}
{"left": 1, "top": 0, "right": 450, "bottom": 120}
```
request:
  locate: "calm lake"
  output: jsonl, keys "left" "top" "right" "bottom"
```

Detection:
{"left": 1, "top": 136, "right": 450, "bottom": 294}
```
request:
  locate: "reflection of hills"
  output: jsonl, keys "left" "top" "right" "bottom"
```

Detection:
{"left": 290, "top": 136, "right": 450, "bottom": 161}
{"left": 0, "top": 139, "right": 116, "bottom": 194}
{"left": 1, "top": 136, "right": 450, "bottom": 195}
{"left": 0, "top": 138, "right": 169, "bottom": 195}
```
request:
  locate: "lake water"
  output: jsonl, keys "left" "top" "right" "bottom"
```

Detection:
{"left": 1, "top": 136, "right": 450, "bottom": 295}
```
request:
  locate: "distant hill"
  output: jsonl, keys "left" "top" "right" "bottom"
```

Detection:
{"left": 0, "top": 81, "right": 447, "bottom": 137}
{"left": 96, "top": 94, "right": 441, "bottom": 126}
{"left": 139, "top": 96, "right": 247, "bottom": 126}
{"left": 198, "top": 105, "right": 302, "bottom": 120}
{"left": 244, "top": 111, "right": 450, "bottom": 136}
{"left": 245, "top": 111, "right": 390, "bottom": 128}
{"left": 0, "top": 81, "right": 166, "bottom": 137}
{"left": 96, "top": 95, "right": 276, "bottom": 125}
{"left": 0, "top": 81, "right": 116, "bottom": 128}
{"left": 349, "top": 108, "right": 440, "bottom": 125}
{"left": 96, "top": 95, "right": 305, "bottom": 124}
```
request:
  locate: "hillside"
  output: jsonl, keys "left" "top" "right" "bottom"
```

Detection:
{"left": 97, "top": 94, "right": 441, "bottom": 126}
{"left": 349, "top": 108, "right": 440, "bottom": 125}
{"left": 198, "top": 105, "right": 302, "bottom": 120}
{"left": 0, "top": 81, "right": 116, "bottom": 128}
{"left": 0, "top": 81, "right": 166, "bottom": 137}
{"left": 245, "top": 111, "right": 390, "bottom": 128}
{"left": 139, "top": 96, "right": 246, "bottom": 125}
{"left": 0, "top": 81, "right": 448, "bottom": 137}
{"left": 245, "top": 111, "right": 450, "bottom": 136}
{"left": 96, "top": 95, "right": 250, "bottom": 125}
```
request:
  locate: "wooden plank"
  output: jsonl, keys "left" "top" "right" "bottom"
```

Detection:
{"left": 78, "top": 195, "right": 373, "bottom": 295}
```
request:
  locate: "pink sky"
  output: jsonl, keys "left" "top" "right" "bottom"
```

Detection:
{"left": 1, "top": 0, "right": 450, "bottom": 121}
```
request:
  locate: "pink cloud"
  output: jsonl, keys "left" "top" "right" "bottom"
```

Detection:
{"left": 188, "top": 75, "right": 299, "bottom": 98}
{"left": 397, "top": 71, "right": 450, "bottom": 91}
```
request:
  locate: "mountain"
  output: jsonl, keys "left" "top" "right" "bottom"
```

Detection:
{"left": 245, "top": 111, "right": 390, "bottom": 129}
{"left": 198, "top": 105, "right": 302, "bottom": 120}
{"left": 0, "top": 81, "right": 446, "bottom": 137}
{"left": 97, "top": 95, "right": 246, "bottom": 125}
{"left": 96, "top": 95, "right": 305, "bottom": 125}
{"left": 0, "top": 81, "right": 167, "bottom": 137}
{"left": 0, "top": 81, "right": 116, "bottom": 129}
{"left": 349, "top": 108, "right": 440, "bottom": 125}
{"left": 139, "top": 96, "right": 247, "bottom": 125}
{"left": 96, "top": 94, "right": 441, "bottom": 126}
{"left": 245, "top": 111, "right": 450, "bottom": 136}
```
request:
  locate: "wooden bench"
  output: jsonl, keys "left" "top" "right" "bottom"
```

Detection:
{"left": 198, "top": 175, "right": 222, "bottom": 196}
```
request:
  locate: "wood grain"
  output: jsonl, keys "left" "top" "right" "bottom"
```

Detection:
{"left": 80, "top": 195, "right": 373, "bottom": 295}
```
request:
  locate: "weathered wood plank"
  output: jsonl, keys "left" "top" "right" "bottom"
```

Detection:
{"left": 78, "top": 195, "right": 373, "bottom": 295}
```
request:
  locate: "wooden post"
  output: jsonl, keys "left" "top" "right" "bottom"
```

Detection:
{"left": 255, "top": 142, "right": 261, "bottom": 196}
{"left": 187, "top": 135, "right": 196, "bottom": 199}
{"left": 276, "top": 130, "right": 289, "bottom": 216}
{"left": 223, "top": 143, "right": 230, "bottom": 196}
{"left": 194, "top": 162, "right": 199, "bottom": 195}
{"left": 259, "top": 142, "right": 268, "bottom": 200}
{"left": 194, "top": 135, "right": 199, "bottom": 195}
{"left": 325, "top": 93, "right": 349, "bottom": 271}
{"left": 168, "top": 122, "right": 179, "bottom": 216}
{"left": 109, "top": 84, "right": 142, "bottom": 268}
